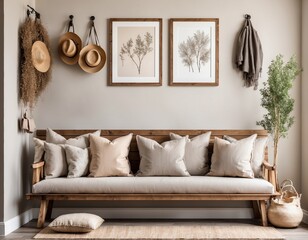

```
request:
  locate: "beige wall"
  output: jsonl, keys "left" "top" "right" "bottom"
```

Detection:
{"left": 302, "top": 0, "right": 308, "bottom": 211}
{"left": 3, "top": 0, "right": 34, "bottom": 221}
{"left": 0, "top": 0, "right": 305, "bottom": 230}
{"left": 35, "top": 0, "right": 301, "bottom": 190}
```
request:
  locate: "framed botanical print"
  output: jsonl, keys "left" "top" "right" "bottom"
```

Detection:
{"left": 109, "top": 18, "right": 162, "bottom": 86}
{"left": 169, "top": 18, "right": 219, "bottom": 86}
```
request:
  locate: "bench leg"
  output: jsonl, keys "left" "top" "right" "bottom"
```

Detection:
{"left": 252, "top": 201, "right": 261, "bottom": 219}
{"left": 37, "top": 199, "right": 48, "bottom": 228}
{"left": 46, "top": 200, "right": 54, "bottom": 220}
{"left": 260, "top": 200, "right": 268, "bottom": 227}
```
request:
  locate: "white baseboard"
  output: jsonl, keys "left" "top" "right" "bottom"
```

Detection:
{"left": 303, "top": 209, "right": 308, "bottom": 224}
{"left": 0, "top": 222, "right": 3, "bottom": 236}
{"left": 0, "top": 208, "right": 34, "bottom": 236}
{"left": 33, "top": 207, "right": 254, "bottom": 219}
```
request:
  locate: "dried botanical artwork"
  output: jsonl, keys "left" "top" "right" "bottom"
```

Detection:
{"left": 178, "top": 30, "right": 210, "bottom": 73}
{"left": 170, "top": 19, "right": 219, "bottom": 86}
{"left": 109, "top": 19, "right": 162, "bottom": 85}
{"left": 119, "top": 31, "right": 153, "bottom": 75}
{"left": 117, "top": 27, "right": 155, "bottom": 77}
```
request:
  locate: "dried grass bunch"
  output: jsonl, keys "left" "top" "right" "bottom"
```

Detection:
{"left": 20, "top": 16, "right": 52, "bottom": 108}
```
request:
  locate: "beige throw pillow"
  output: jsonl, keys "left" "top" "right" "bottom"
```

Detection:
{"left": 33, "top": 138, "right": 45, "bottom": 163}
{"left": 136, "top": 135, "right": 190, "bottom": 176}
{"left": 65, "top": 145, "right": 90, "bottom": 178}
{"left": 46, "top": 128, "right": 101, "bottom": 148}
{"left": 170, "top": 132, "right": 211, "bottom": 175}
{"left": 252, "top": 137, "right": 268, "bottom": 177}
{"left": 208, "top": 134, "right": 257, "bottom": 178}
{"left": 49, "top": 213, "right": 104, "bottom": 233}
{"left": 33, "top": 129, "right": 100, "bottom": 164}
{"left": 44, "top": 142, "right": 67, "bottom": 179}
{"left": 223, "top": 135, "right": 268, "bottom": 178}
{"left": 89, "top": 134, "right": 133, "bottom": 177}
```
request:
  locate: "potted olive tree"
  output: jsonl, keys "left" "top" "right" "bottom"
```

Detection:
{"left": 257, "top": 54, "right": 302, "bottom": 228}
{"left": 257, "top": 54, "right": 301, "bottom": 170}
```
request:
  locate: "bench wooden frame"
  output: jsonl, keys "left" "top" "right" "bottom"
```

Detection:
{"left": 26, "top": 129, "right": 279, "bottom": 228}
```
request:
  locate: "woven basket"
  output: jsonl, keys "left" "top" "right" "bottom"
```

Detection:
{"left": 268, "top": 181, "right": 303, "bottom": 228}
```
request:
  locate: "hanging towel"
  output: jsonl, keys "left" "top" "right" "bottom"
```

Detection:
{"left": 235, "top": 16, "right": 263, "bottom": 90}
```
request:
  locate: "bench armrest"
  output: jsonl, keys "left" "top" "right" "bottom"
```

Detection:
{"left": 32, "top": 161, "right": 44, "bottom": 185}
{"left": 262, "top": 161, "right": 278, "bottom": 192}
{"left": 33, "top": 161, "right": 45, "bottom": 169}
{"left": 262, "top": 161, "right": 276, "bottom": 171}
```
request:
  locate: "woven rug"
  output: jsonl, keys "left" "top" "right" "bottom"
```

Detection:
{"left": 34, "top": 222, "right": 284, "bottom": 240}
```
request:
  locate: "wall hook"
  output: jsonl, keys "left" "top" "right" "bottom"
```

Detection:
{"left": 27, "top": 5, "right": 40, "bottom": 19}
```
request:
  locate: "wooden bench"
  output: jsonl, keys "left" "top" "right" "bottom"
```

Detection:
{"left": 26, "top": 129, "right": 279, "bottom": 228}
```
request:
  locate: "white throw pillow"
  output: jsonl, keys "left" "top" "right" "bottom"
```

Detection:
{"left": 208, "top": 134, "right": 257, "bottom": 178}
{"left": 65, "top": 145, "right": 90, "bottom": 178}
{"left": 223, "top": 135, "right": 268, "bottom": 178}
{"left": 49, "top": 213, "right": 104, "bottom": 233}
{"left": 44, "top": 142, "right": 67, "bottom": 179}
{"left": 89, "top": 133, "right": 133, "bottom": 177}
{"left": 170, "top": 132, "right": 211, "bottom": 175}
{"left": 46, "top": 128, "right": 101, "bottom": 148}
{"left": 136, "top": 135, "right": 190, "bottom": 176}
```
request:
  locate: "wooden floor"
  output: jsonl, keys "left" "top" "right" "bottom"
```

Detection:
{"left": 1, "top": 219, "right": 308, "bottom": 240}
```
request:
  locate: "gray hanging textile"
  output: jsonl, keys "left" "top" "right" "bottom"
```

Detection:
{"left": 235, "top": 14, "right": 263, "bottom": 90}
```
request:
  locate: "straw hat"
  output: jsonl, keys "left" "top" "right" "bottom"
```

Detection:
{"left": 31, "top": 41, "right": 51, "bottom": 73}
{"left": 58, "top": 32, "right": 82, "bottom": 65}
{"left": 78, "top": 44, "right": 106, "bottom": 73}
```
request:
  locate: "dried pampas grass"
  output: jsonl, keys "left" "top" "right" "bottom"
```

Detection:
{"left": 20, "top": 17, "right": 52, "bottom": 108}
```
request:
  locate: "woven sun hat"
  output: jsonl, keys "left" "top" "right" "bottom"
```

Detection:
{"left": 31, "top": 40, "right": 51, "bottom": 73}
{"left": 58, "top": 32, "right": 82, "bottom": 65}
{"left": 78, "top": 44, "right": 106, "bottom": 73}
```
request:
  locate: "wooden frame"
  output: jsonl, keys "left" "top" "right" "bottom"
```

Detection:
{"left": 108, "top": 18, "right": 162, "bottom": 86}
{"left": 26, "top": 129, "right": 278, "bottom": 228}
{"left": 169, "top": 18, "right": 219, "bottom": 86}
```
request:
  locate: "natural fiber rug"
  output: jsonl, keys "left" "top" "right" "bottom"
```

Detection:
{"left": 34, "top": 221, "right": 284, "bottom": 240}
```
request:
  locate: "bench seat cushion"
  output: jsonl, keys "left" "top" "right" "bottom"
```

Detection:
{"left": 32, "top": 176, "right": 274, "bottom": 194}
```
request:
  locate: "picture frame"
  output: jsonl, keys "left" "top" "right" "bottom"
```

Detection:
{"left": 169, "top": 18, "right": 219, "bottom": 86}
{"left": 109, "top": 18, "right": 162, "bottom": 86}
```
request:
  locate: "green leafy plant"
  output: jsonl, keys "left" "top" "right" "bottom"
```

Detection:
{"left": 257, "top": 54, "right": 301, "bottom": 167}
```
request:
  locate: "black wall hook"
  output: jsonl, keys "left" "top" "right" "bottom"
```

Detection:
{"left": 69, "top": 15, "right": 74, "bottom": 26}
{"left": 245, "top": 14, "right": 251, "bottom": 20}
{"left": 27, "top": 5, "right": 40, "bottom": 19}
{"left": 67, "top": 15, "right": 75, "bottom": 32}
{"left": 90, "top": 16, "right": 95, "bottom": 27}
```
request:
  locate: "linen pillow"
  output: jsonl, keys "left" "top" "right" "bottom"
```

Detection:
{"left": 65, "top": 145, "right": 90, "bottom": 178}
{"left": 170, "top": 132, "right": 211, "bottom": 175}
{"left": 46, "top": 128, "right": 101, "bottom": 148}
{"left": 49, "top": 213, "right": 104, "bottom": 233}
{"left": 44, "top": 142, "right": 67, "bottom": 179}
{"left": 89, "top": 133, "right": 133, "bottom": 177}
{"left": 223, "top": 135, "right": 268, "bottom": 178}
{"left": 33, "top": 138, "right": 45, "bottom": 163}
{"left": 33, "top": 129, "right": 100, "bottom": 164}
{"left": 136, "top": 135, "right": 189, "bottom": 176}
{"left": 207, "top": 134, "right": 257, "bottom": 178}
